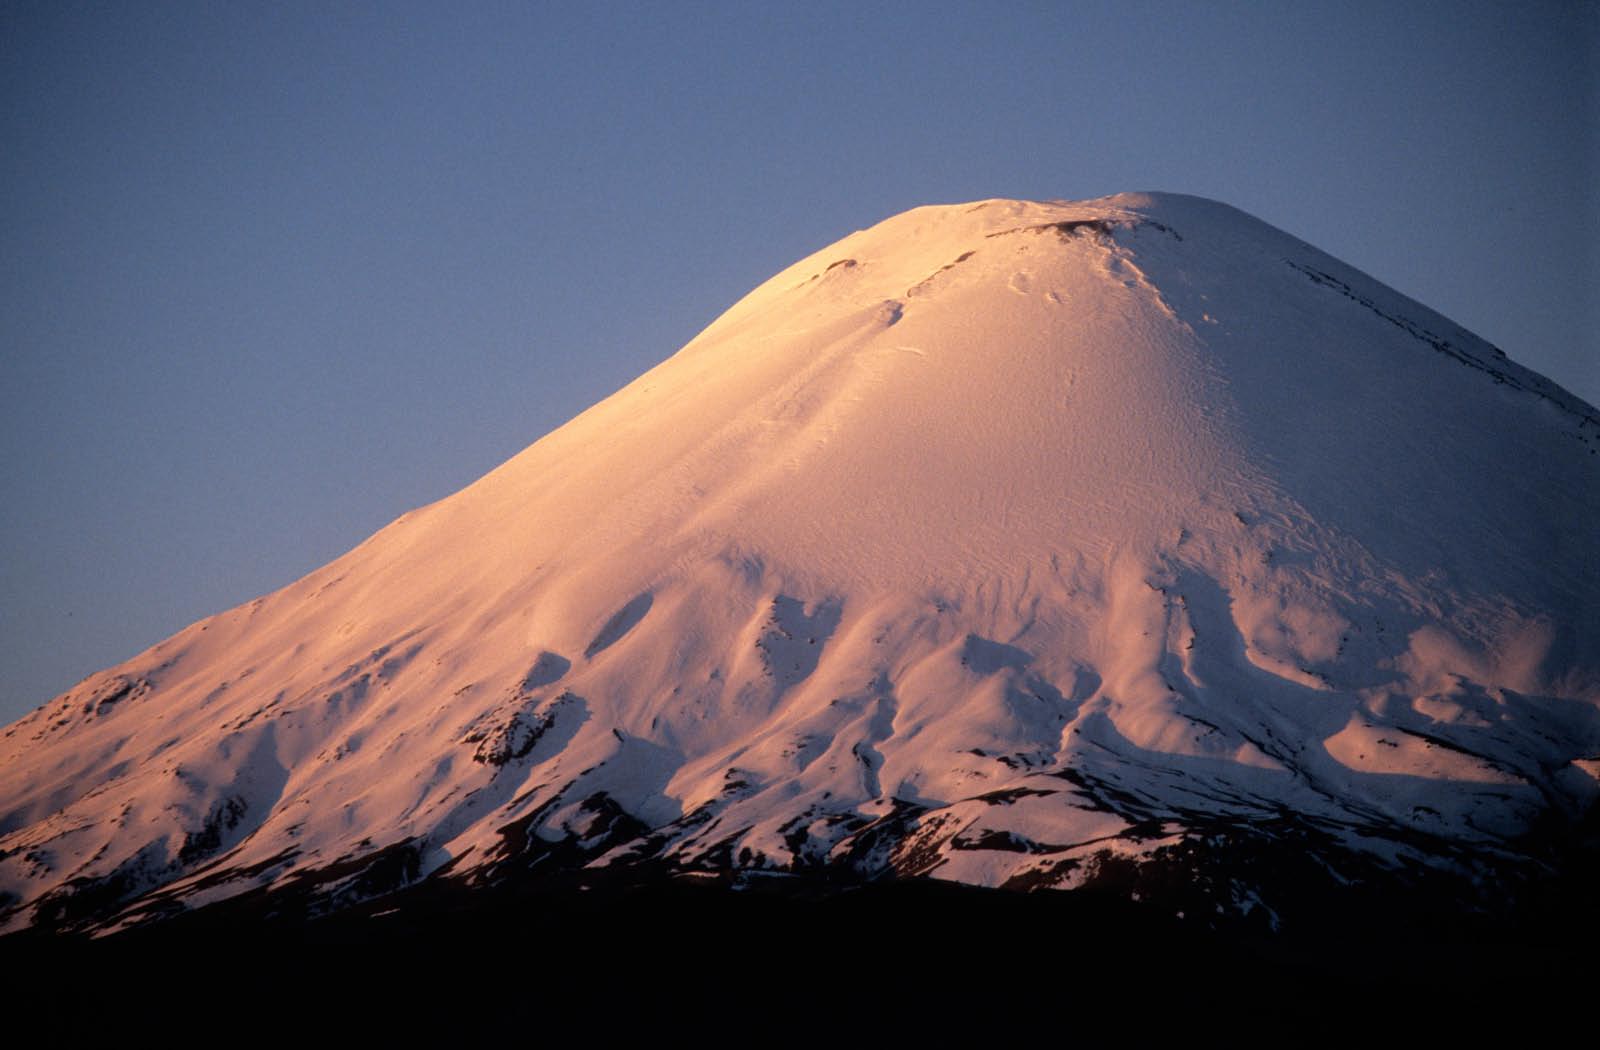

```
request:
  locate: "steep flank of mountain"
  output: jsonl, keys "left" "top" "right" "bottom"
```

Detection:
{"left": 3, "top": 194, "right": 1596, "bottom": 938}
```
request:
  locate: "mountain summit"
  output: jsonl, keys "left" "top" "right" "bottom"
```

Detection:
{"left": 4, "top": 194, "right": 1597, "bottom": 938}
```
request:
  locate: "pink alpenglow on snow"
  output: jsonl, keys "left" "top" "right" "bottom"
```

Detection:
{"left": 2, "top": 194, "right": 1596, "bottom": 937}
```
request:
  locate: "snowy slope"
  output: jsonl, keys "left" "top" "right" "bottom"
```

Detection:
{"left": 3, "top": 193, "right": 1597, "bottom": 934}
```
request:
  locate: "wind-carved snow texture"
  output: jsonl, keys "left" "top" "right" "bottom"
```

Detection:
{"left": 1, "top": 192, "right": 1596, "bottom": 937}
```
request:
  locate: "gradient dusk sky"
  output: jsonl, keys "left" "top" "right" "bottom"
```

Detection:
{"left": 2, "top": 1, "right": 1596, "bottom": 723}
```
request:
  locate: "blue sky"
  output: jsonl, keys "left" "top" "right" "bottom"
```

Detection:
{"left": 2, "top": 1, "right": 1595, "bottom": 723}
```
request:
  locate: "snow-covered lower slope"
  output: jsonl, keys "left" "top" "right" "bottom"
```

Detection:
{"left": 3, "top": 193, "right": 1597, "bottom": 935}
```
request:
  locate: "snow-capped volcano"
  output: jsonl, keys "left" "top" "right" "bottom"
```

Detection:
{"left": 4, "top": 193, "right": 1597, "bottom": 937}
